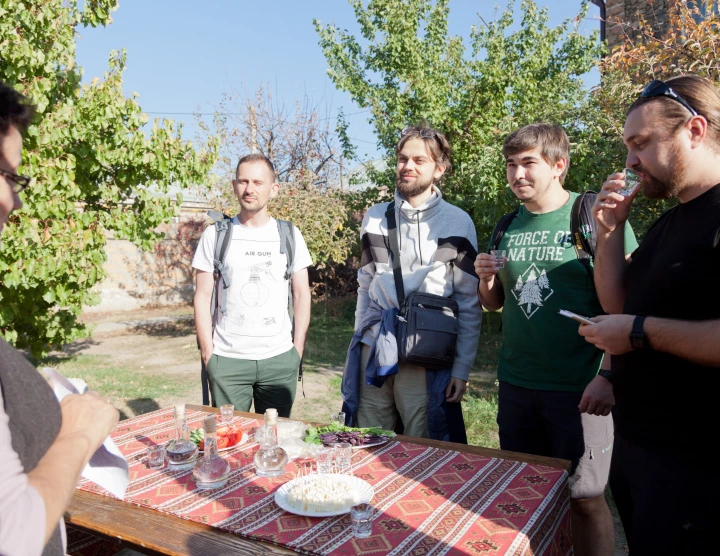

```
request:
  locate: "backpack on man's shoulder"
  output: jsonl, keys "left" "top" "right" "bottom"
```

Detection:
{"left": 488, "top": 191, "right": 598, "bottom": 275}
{"left": 200, "top": 210, "right": 299, "bottom": 405}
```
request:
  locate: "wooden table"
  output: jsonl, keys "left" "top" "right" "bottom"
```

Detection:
{"left": 66, "top": 405, "right": 571, "bottom": 556}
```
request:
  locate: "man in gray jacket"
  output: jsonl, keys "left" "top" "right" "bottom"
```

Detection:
{"left": 342, "top": 125, "right": 482, "bottom": 439}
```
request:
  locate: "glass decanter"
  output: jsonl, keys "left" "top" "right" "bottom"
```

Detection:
{"left": 193, "top": 415, "right": 231, "bottom": 489}
{"left": 254, "top": 408, "right": 289, "bottom": 477}
{"left": 166, "top": 404, "right": 198, "bottom": 470}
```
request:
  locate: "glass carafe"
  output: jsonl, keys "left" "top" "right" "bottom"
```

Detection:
{"left": 166, "top": 404, "right": 198, "bottom": 470}
{"left": 193, "top": 415, "right": 231, "bottom": 489}
{"left": 254, "top": 408, "right": 289, "bottom": 477}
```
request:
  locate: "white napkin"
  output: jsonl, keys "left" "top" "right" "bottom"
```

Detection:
{"left": 41, "top": 367, "right": 129, "bottom": 499}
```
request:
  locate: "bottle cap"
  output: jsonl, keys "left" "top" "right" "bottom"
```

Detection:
{"left": 174, "top": 404, "right": 185, "bottom": 419}
{"left": 265, "top": 408, "right": 278, "bottom": 424}
{"left": 203, "top": 415, "right": 216, "bottom": 433}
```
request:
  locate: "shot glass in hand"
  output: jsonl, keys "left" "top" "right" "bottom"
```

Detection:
{"left": 146, "top": 444, "right": 165, "bottom": 470}
{"left": 351, "top": 503, "right": 373, "bottom": 538}
{"left": 490, "top": 249, "right": 507, "bottom": 269}
{"left": 619, "top": 168, "right": 642, "bottom": 197}
{"left": 220, "top": 404, "right": 234, "bottom": 424}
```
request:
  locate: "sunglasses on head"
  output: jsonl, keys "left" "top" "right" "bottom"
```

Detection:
{"left": 401, "top": 127, "right": 438, "bottom": 140}
{"left": 640, "top": 80, "right": 700, "bottom": 117}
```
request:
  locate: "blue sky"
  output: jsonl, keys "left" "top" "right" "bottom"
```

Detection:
{"left": 76, "top": 0, "right": 603, "bottom": 162}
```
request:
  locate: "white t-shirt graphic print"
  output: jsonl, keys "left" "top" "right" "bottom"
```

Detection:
{"left": 192, "top": 217, "right": 312, "bottom": 360}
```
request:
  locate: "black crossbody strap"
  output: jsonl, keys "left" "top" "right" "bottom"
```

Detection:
{"left": 488, "top": 208, "right": 519, "bottom": 253}
{"left": 385, "top": 202, "right": 406, "bottom": 306}
{"left": 571, "top": 191, "right": 597, "bottom": 277}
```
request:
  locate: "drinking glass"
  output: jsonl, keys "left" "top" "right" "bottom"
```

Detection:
{"left": 350, "top": 503, "right": 373, "bottom": 538}
{"left": 333, "top": 442, "right": 353, "bottom": 474}
{"left": 315, "top": 447, "right": 333, "bottom": 474}
{"left": 490, "top": 249, "right": 507, "bottom": 268}
{"left": 329, "top": 411, "right": 346, "bottom": 427}
{"left": 146, "top": 444, "right": 165, "bottom": 470}
{"left": 619, "top": 168, "right": 642, "bottom": 197}
{"left": 220, "top": 404, "right": 234, "bottom": 424}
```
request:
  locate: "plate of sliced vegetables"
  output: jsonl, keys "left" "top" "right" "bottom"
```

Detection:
{"left": 190, "top": 424, "right": 247, "bottom": 452}
{"left": 304, "top": 424, "right": 395, "bottom": 449}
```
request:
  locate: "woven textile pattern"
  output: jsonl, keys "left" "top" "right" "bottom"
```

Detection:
{"left": 77, "top": 408, "right": 572, "bottom": 555}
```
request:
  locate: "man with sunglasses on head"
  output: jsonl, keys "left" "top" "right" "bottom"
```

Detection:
{"left": 0, "top": 81, "right": 119, "bottom": 555}
{"left": 340, "top": 125, "right": 481, "bottom": 440}
{"left": 581, "top": 75, "right": 720, "bottom": 553}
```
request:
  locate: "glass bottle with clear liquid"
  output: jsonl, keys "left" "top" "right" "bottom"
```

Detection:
{"left": 193, "top": 415, "right": 231, "bottom": 489}
{"left": 254, "top": 408, "right": 289, "bottom": 477}
{"left": 166, "top": 404, "right": 198, "bottom": 470}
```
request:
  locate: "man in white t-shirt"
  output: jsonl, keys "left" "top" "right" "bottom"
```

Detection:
{"left": 192, "top": 154, "right": 313, "bottom": 417}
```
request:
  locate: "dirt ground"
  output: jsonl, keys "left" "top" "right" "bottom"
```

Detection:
{"left": 69, "top": 309, "right": 343, "bottom": 422}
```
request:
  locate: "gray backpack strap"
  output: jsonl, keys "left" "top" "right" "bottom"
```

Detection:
{"left": 209, "top": 211, "right": 233, "bottom": 321}
{"left": 201, "top": 210, "right": 233, "bottom": 406}
{"left": 277, "top": 219, "right": 302, "bottom": 384}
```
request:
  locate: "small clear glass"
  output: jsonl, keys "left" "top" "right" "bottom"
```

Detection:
{"left": 619, "top": 168, "right": 642, "bottom": 197}
{"left": 490, "top": 249, "right": 507, "bottom": 268}
{"left": 220, "top": 404, "right": 234, "bottom": 424}
{"left": 351, "top": 503, "right": 373, "bottom": 538}
{"left": 333, "top": 442, "right": 353, "bottom": 474}
{"left": 329, "top": 412, "right": 345, "bottom": 427}
{"left": 315, "top": 447, "right": 333, "bottom": 474}
{"left": 146, "top": 444, "right": 165, "bottom": 470}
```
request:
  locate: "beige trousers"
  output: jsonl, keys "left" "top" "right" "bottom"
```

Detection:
{"left": 356, "top": 344, "right": 430, "bottom": 438}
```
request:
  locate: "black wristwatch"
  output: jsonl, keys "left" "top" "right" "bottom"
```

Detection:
{"left": 629, "top": 315, "right": 648, "bottom": 350}
{"left": 598, "top": 369, "right": 615, "bottom": 383}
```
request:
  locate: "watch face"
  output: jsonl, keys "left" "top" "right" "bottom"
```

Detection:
{"left": 630, "top": 334, "right": 645, "bottom": 350}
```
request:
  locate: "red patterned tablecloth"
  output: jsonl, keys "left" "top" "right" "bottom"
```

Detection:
{"left": 77, "top": 408, "right": 571, "bottom": 555}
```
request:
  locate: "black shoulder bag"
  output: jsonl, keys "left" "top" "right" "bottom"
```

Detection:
{"left": 386, "top": 203, "right": 459, "bottom": 370}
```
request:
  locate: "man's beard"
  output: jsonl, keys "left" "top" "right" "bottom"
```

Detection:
{"left": 396, "top": 173, "right": 434, "bottom": 198}
{"left": 639, "top": 144, "right": 686, "bottom": 200}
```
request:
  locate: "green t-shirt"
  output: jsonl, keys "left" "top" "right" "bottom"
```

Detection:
{"left": 492, "top": 192, "right": 638, "bottom": 392}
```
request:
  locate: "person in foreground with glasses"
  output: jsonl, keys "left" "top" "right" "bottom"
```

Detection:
{"left": 0, "top": 81, "right": 119, "bottom": 555}
{"left": 340, "top": 125, "right": 481, "bottom": 441}
{"left": 580, "top": 75, "right": 720, "bottom": 553}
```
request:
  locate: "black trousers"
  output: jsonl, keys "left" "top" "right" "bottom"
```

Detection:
{"left": 610, "top": 433, "right": 718, "bottom": 555}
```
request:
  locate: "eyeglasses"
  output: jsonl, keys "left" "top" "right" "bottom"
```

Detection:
{"left": 0, "top": 167, "right": 32, "bottom": 193}
{"left": 640, "top": 80, "right": 700, "bottom": 117}
{"left": 401, "top": 127, "right": 438, "bottom": 140}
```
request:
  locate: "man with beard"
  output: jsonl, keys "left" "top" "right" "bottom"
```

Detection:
{"left": 341, "top": 125, "right": 481, "bottom": 439}
{"left": 193, "top": 154, "right": 312, "bottom": 417}
{"left": 475, "top": 123, "right": 637, "bottom": 556}
{"left": 580, "top": 75, "right": 720, "bottom": 553}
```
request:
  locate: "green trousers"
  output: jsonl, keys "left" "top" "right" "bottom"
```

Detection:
{"left": 207, "top": 347, "right": 301, "bottom": 418}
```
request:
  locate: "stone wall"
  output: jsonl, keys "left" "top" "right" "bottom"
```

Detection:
{"left": 606, "top": 0, "right": 672, "bottom": 49}
{"left": 85, "top": 201, "right": 211, "bottom": 313}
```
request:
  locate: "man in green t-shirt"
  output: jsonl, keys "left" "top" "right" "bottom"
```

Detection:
{"left": 475, "top": 124, "right": 637, "bottom": 556}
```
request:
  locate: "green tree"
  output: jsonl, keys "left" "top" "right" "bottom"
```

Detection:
{"left": 315, "top": 0, "right": 605, "bottom": 243}
{"left": 0, "top": 0, "right": 218, "bottom": 355}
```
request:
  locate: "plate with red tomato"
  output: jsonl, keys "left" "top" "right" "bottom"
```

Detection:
{"left": 190, "top": 423, "right": 247, "bottom": 452}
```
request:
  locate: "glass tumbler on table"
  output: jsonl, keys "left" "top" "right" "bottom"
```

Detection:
{"left": 146, "top": 444, "right": 165, "bottom": 470}
{"left": 315, "top": 447, "right": 333, "bottom": 474}
{"left": 350, "top": 503, "right": 373, "bottom": 538}
{"left": 333, "top": 442, "right": 353, "bottom": 474}
{"left": 220, "top": 404, "right": 234, "bottom": 424}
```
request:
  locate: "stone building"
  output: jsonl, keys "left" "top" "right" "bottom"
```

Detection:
{"left": 604, "top": 0, "right": 717, "bottom": 50}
